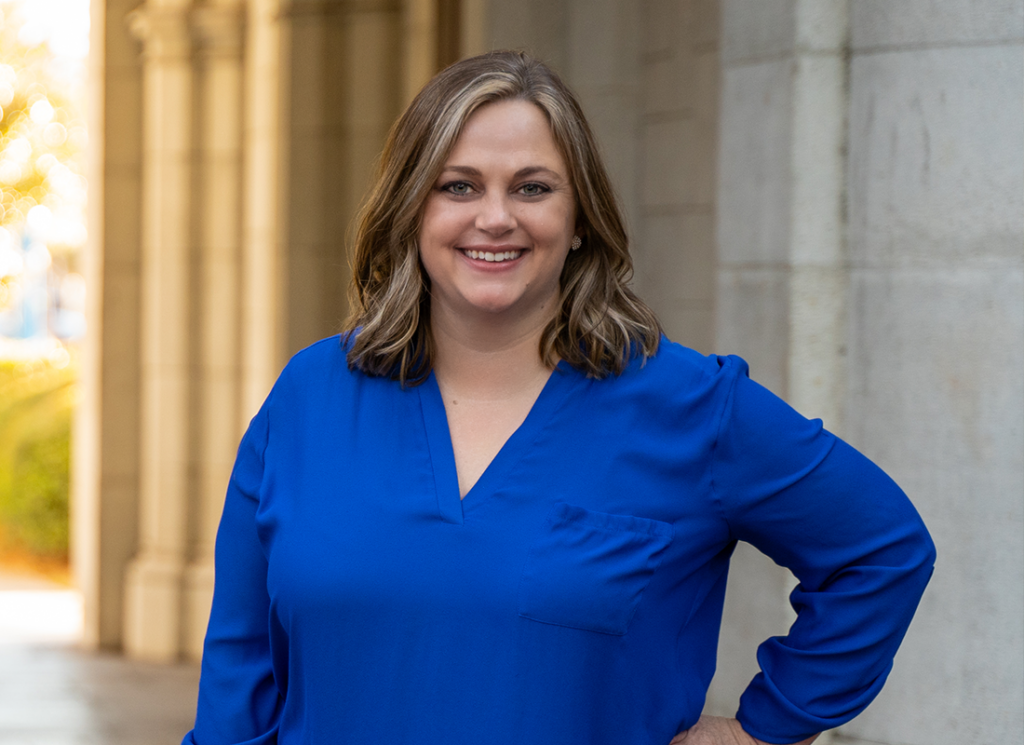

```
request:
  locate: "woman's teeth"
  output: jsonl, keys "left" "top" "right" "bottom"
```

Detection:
{"left": 465, "top": 249, "right": 521, "bottom": 262}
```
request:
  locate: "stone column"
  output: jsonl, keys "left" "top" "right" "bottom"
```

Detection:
{"left": 122, "top": 0, "right": 196, "bottom": 663}
{"left": 183, "top": 0, "right": 247, "bottom": 662}
{"left": 709, "top": 0, "right": 849, "bottom": 720}
{"left": 74, "top": 0, "right": 145, "bottom": 651}
{"left": 277, "top": 0, "right": 402, "bottom": 357}
{"left": 402, "top": 0, "right": 438, "bottom": 104}
{"left": 245, "top": 0, "right": 415, "bottom": 425}
{"left": 460, "top": 0, "right": 487, "bottom": 57}
{"left": 337, "top": 1, "right": 403, "bottom": 240}
{"left": 241, "top": 0, "right": 286, "bottom": 417}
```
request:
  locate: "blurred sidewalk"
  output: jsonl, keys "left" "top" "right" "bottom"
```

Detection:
{"left": 0, "top": 568, "right": 199, "bottom": 745}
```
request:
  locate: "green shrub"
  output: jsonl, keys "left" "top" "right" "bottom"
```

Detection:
{"left": 0, "top": 354, "right": 76, "bottom": 561}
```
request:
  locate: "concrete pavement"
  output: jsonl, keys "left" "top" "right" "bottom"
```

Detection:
{"left": 0, "top": 568, "right": 199, "bottom": 744}
{"left": 0, "top": 643, "right": 199, "bottom": 745}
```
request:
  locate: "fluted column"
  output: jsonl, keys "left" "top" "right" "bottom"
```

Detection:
{"left": 75, "top": 0, "right": 146, "bottom": 653}
{"left": 402, "top": 0, "right": 438, "bottom": 104}
{"left": 241, "top": 0, "right": 286, "bottom": 417}
{"left": 183, "top": 0, "right": 246, "bottom": 662}
{"left": 277, "top": 0, "right": 402, "bottom": 355}
{"left": 123, "top": 0, "right": 248, "bottom": 663}
{"left": 123, "top": 0, "right": 196, "bottom": 663}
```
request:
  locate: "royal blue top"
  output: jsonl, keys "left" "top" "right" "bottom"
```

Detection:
{"left": 183, "top": 335, "right": 935, "bottom": 745}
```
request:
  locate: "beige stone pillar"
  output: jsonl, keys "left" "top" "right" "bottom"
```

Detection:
{"left": 75, "top": 0, "right": 145, "bottom": 652}
{"left": 277, "top": 0, "right": 402, "bottom": 356}
{"left": 183, "top": 0, "right": 247, "bottom": 662}
{"left": 123, "top": 0, "right": 196, "bottom": 663}
{"left": 460, "top": 0, "right": 487, "bottom": 57}
{"left": 402, "top": 0, "right": 438, "bottom": 104}
{"left": 243, "top": 0, "right": 408, "bottom": 471}
{"left": 242, "top": 0, "right": 286, "bottom": 418}
{"left": 340, "top": 2, "right": 403, "bottom": 228}
{"left": 403, "top": 0, "right": 482, "bottom": 105}
{"left": 278, "top": 0, "right": 337, "bottom": 355}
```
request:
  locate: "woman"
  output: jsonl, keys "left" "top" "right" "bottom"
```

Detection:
{"left": 183, "top": 51, "right": 934, "bottom": 745}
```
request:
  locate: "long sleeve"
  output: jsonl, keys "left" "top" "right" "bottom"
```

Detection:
{"left": 710, "top": 357, "right": 936, "bottom": 744}
{"left": 182, "top": 400, "right": 283, "bottom": 745}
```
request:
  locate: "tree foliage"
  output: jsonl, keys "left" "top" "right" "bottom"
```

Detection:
{"left": 0, "top": 356, "right": 74, "bottom": 560}
{"left": 0, "top": 2, "right": 85, "bottom": 231}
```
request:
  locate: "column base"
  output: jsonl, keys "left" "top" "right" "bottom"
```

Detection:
{"left": 123, "top": 555, "right": 183, "bottom": 662}
{"left": 182, "top": 560, "right": 215, "bottom": 662}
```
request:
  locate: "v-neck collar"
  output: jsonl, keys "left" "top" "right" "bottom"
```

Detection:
{"left": 417, "top": 361, "right": 581, "bottom": 525}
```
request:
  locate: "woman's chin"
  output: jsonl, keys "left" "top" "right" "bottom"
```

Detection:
{"left": 441, "top": 294, "right": 537, "bottom": 325}
{"left": 461, "top": 299, "right": 524, "bottom": 319}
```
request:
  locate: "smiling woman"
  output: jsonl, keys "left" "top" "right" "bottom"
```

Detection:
{"left": 345, "top": 51, "right": 662, "bottom": 385}
{"left": 183, "top": 51, "right": 934, "bottom": 745}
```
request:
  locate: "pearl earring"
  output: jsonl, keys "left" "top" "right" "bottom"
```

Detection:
{"left": 570, "top": 235, "right": 582, "bottom": 251}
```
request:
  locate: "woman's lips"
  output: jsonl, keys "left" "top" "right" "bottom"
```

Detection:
{"left": 459, "top": 248, "right": 524, "bottom": 263}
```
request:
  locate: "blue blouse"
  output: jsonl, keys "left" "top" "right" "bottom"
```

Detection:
{"left": 183, "top": 336, "right": 934, "bottom": 745}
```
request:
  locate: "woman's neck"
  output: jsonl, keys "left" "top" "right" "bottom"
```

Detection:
{"left": 429, "top": 309, "right": 555, "bottom": 401}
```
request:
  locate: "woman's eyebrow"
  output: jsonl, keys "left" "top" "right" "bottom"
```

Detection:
{"left": 513, "top": 166, "right": 563, "bottom": 180}
{"left": 440, "top": 165, "right": 565, "bottom": 180}
{"left": 441, "top": 165, "right": 482, "bottom": 176}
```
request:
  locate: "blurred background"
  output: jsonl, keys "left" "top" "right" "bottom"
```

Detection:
{"left": 0, "top": 1, "right": 1020, "bottom": 743}
{"left": 0, "top": 0, "right": 86, "bottom": 578}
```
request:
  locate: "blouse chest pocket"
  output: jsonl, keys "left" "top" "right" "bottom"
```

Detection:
{"left": 517, "top": 502, "right": 674, "bottom": 636}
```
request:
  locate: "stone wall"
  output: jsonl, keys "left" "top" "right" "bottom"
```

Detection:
{"left": 715, "top": 1, "right": 1023, "bottom": 742}
{"left": 840, "top": 2, "right": 1024, "bottom": 741}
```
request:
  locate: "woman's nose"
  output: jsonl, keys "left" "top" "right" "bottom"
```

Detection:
{"left": 475, "top": 193, "right": 516, "bottom": 235}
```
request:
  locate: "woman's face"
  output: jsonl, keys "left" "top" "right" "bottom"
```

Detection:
{"left": 418, "top": 99, "right": 576, "bottom": 329}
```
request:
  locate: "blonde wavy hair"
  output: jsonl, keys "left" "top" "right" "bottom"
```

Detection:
{"left": 344, "top": 50, "right": 661, "bottom": 384}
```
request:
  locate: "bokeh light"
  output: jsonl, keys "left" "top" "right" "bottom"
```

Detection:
{"left": 0, "top": 0, "right": 89, "bottom": 347}
{"left": 0, "top": 2, "right": 86, "bottom": 591}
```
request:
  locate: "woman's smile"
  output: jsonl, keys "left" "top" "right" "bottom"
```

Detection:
{"left": 460, "top": 247, "right": 524, "bottom": 263}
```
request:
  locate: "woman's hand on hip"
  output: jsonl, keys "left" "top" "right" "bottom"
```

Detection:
{"left": 669, "top": 716, "right": 819, "bottom": 745}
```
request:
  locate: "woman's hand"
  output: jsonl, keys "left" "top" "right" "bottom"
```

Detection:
{"left": 669, "top": 716, "right": 819, "bottom": 745}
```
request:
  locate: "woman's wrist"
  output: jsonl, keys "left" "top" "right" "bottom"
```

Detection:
{"left": 670, "top": 715, "right": 819, "bottom": 745}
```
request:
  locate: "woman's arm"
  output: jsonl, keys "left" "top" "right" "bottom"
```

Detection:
{"left": 671, "top": 716, "right": 818, "bottom": 745}
{"left": 707, "top": 357, "right": 935, "bottom": 741}
{"left": 183, "top": 402, "right": 283, "bottom": 745}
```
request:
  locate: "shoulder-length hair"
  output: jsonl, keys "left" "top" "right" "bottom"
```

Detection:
{"left": 344, "top": 49, "right": 661, "bottom": 384}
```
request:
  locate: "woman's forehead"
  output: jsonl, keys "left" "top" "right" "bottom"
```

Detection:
{"left": 443, "top": 100, "right": 567, "bottom": 174}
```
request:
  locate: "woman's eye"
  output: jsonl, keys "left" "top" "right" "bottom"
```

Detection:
{"left": 519, "top": 183, "right": 548, "bottom": 196}
{"left": 442, "top": 181, "right": 473, "bottom": 195}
